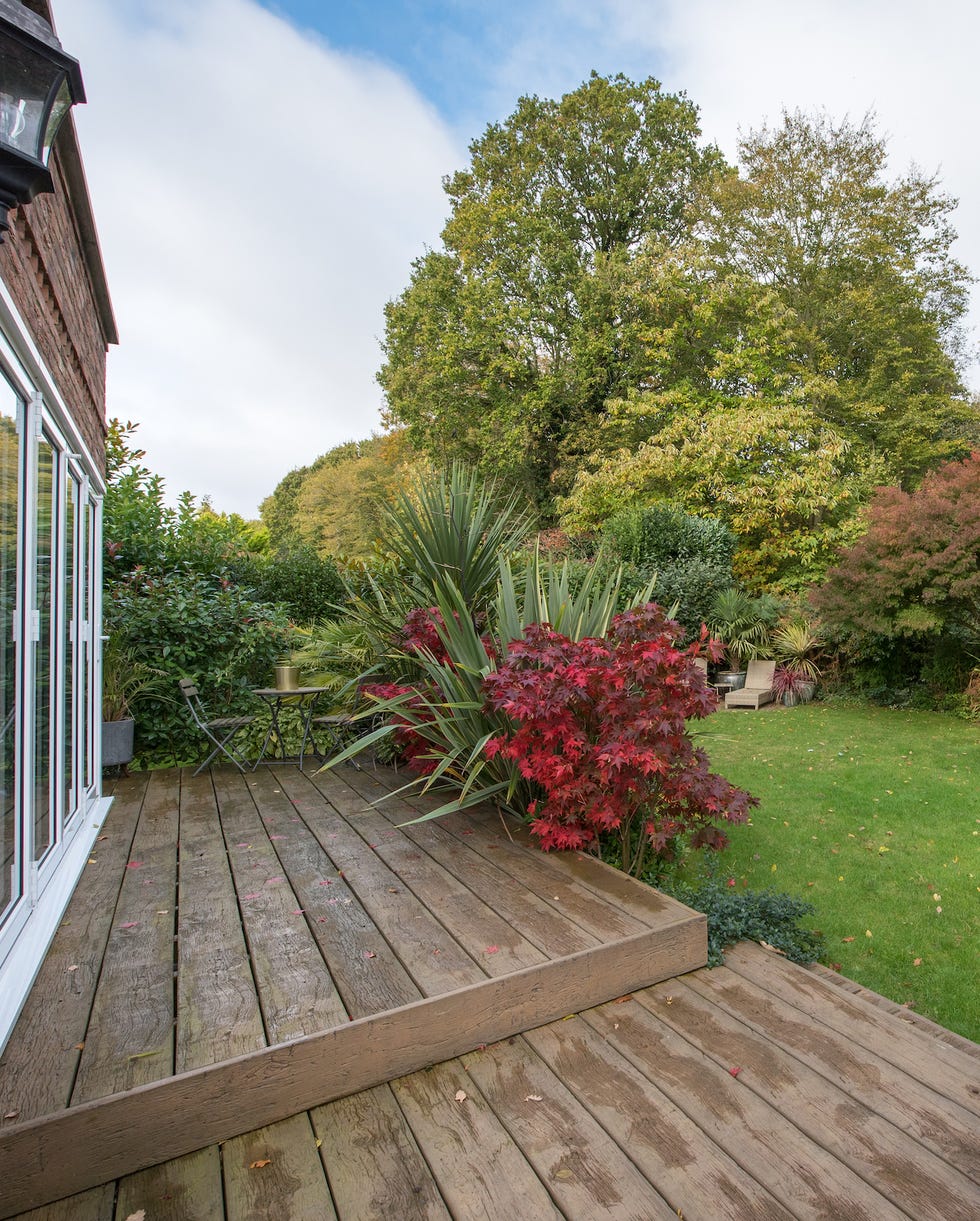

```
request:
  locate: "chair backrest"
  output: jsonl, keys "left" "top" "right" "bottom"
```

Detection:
{"left": 179, "top": 678, "right": 208, "bottom": 728}
{"left": 745, "top": 660, "right": 776, "bottom": 687}
{"left": 692, "top": 657, "right": 708, "bottom": 678}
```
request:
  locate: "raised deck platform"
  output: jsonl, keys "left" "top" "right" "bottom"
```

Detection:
{"left": 0, "top": 763, "right": 977, "bottom": 1219}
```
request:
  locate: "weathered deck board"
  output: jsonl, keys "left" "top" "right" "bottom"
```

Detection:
{"left": 582, "top": 989, "right": 909, "bottom": 1221}
{"left": 311, "top": 1084, "right": 451, "bottom": 1219}
{"left": 633, "top": 978, "right": 978, "bottom": 1221}
{"left": 458, "top": 1034, "right": 682, "bottom": 1219}
{"left": 70, "top": 768, "right": 181, "bottom": 1103}
{"left": 685, "top": 960, "right": 980, "bottom": 1179}
{"left": 268, "top": 766, "right": 482, "bottom": 1002}
{"left": 115, "top": 1147, "right": 223, "bottom": 1221}
{"left": 390, "top": 1059, "right": 564, "bottom": 1220}
{"left": 726, "top": 940, "right": 980, "bottom": 1108}
{"left": 0, "top": 772, "right": 145, "bottom": 1123}
{"left": 520, "top": 1015, "right": 794, "bottom": 1219}
{"left": 222, "top": 1113, "right": 337, "bottom": 1221}
{"left": 175, "top": 768, "right": 267, "bottom": 1073}
{"left": 213, "top": 768, "right": 349, "bottom": 1042}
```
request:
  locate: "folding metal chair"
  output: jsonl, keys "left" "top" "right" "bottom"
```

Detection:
{"left": 179, "top": 678, "right": 256, "bottom": 775}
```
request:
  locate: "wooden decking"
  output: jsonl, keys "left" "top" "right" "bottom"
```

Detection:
{"left": 0, "top": 763, "right": 978, "bottom": 1219}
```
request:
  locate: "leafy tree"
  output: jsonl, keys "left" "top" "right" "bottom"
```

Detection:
{"left": 813, "top": 454, "right": 980, "bottom": 682}
{"left": 563, "top": 401, "right": 889, "bottom": 590}
{"left": 703, "top": 111, "right": 977, "bottom": 485}
{"left": 379, "top": 72, "right": 726, "bottom": 515}
{"left": 104, "top": 419, "right": 264, "bottom": 582}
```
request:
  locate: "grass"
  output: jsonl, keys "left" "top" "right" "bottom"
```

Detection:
{"left": 685, "top": 701, "right": 979, "bottom": 1043}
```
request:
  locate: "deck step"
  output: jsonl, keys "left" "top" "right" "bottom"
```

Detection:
{"left": 0, "top": 880, "right": 704, "bottom": 1218}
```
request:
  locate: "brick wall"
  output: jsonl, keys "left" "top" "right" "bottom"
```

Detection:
{"left": 0, "top": 149, "right": 112, "bottom": 472}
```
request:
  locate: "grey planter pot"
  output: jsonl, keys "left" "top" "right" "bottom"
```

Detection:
{"left": 716, "top": 671, "right": 746, "bottom": 691}
{"left": 103, "top": 717, "right": 135, "bottom": 767}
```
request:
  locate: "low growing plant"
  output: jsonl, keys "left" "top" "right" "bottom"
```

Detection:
{"left": 661, "top": 875, "right": 824, "bottom": 966}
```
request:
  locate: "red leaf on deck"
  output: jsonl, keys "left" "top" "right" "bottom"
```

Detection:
{"left": 729, "top": 1066, "right": 742, "bottom": 1077}
{"left": 125, "top": 861, "right": 143, "bottom": 870}
{"left": 118, "top": 922, "right": 139, "bottom": 930}
{"left": 249, "top": 1159, "right": 271, "bottom": 1169}
{"left": 241, "top": 892, "right": 262, "bottom": 900}
{"left": 363, "top": 950, "right": 376, "bottom": 958}
{"left": 485, "top": 945, "right": 499, "bottom": 954}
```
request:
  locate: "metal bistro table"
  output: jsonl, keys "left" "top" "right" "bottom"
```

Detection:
{"left": 251, "top": 686, "right": 330, "bottom": 769}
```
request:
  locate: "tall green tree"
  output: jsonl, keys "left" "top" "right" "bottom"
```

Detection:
{"left": 702, "top": 111, "right": 976, "bottom": 484}
{"left": 379, "top": 72, "right": 726, "bottom": 515}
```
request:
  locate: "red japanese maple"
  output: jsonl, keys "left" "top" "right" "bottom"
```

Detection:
{"left": 483, "top": 604, "right": 757, "bottom": 874}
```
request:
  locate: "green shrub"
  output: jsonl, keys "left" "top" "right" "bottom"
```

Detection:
{"left": 661, "top": 875, "right": 824, "bottom": 966}
{"left": 602, "top": 504, "right": 736, "bottom": 569}
{"left": 236, "top": 544, "right": 348, "bottom": 624}
{"left": 105, "top": 570, "right": 290, "bottom": 766}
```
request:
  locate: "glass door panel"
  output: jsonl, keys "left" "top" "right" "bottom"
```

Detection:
{"left": 0, "top": 390, "right": 19, "bottom": 926}
{"left": 33, "top": 435, "right": 56, "bottom": 863}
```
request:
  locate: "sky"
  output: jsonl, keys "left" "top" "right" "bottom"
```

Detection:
{"left": 53, "top": 0, "right": 980, "bottom": 519}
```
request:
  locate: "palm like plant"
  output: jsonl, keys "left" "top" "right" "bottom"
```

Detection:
{"left": 708, "top": 588, "right": 780, "bottom": 670}
{"left": 321, "top": 465, "right": 661, "bottom": 823}
{"left": 772, "top": 618, "right": 824, "bottom": 683}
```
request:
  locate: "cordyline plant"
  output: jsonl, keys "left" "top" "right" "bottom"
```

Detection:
{"left": 483, "top": 604, "right": 758, "bottom": 876}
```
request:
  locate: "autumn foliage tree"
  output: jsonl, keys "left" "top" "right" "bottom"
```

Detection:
{"left": 813, "top": 453, "right": 980, "bottom": 689}
{"left": 483, "top": 604, "right": 757, "bottom": 876}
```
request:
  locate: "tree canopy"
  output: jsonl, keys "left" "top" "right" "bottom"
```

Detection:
{"left": 378, "top": 72, "right": 725, "bottom": 514}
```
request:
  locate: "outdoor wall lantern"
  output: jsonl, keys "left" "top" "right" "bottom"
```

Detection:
{"left": 0, "top": 0, "right": 84, "bottom": 240}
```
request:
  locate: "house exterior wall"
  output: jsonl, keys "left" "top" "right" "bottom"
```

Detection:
{"left": 0, "top": 140, "right": 113, "bottom": 469}
{"left": 0, "top": 2, "right": 117, "bottom": 1053}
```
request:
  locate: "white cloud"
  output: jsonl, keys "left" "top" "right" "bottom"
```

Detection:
{"left": 56, "top": 0, "right": 462, "bottom": 517}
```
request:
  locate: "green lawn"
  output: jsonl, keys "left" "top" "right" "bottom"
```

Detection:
{"left": 689, "top": 702, "right": 979, "bottom": 1043}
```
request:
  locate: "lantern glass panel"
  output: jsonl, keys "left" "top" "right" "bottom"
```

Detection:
{"left": 0, "top": 37, "right": 58, "bottom": 162}
{"left": 41, "top": 77, "right": 70, "bottom": 162}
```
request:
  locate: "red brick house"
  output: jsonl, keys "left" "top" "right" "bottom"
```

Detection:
{"left": 0, "top": 0, "right": 116, "bottom": 1048}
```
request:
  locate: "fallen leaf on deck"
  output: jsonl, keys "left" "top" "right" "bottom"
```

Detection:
{"left": 249, "top": 1159, "right": 271, "bottom": 1169}
{"left": 74, "top": 1042, "right": 85, "bottom": 1050}
{"left": 4, "top": 1110, "right": 19, "bottom": 1120}
{"left": 97, "top": 836, "right": 108, "bottom": 842}
{"left": 485, "top": 945, "right": 499, "bottom": 954}
{"left": 524, "top": 1094, "right": 543, "bottom": 1102}
{"left": 454, "top": 1090, "right": 467, "bottom": 1103}
{"left": 292, "top": 909, "right": 305, "bottom": 915}
{"left": 729, "top": 1066, "right": 742, "bottom": 1077}
{"left": 124, "top": 1211, "right": 146, "bottom": 1221}
{"left": 613, "top": 995, "right": 633, "bottom": 1004}
{"left": 127, "top": 1051, "right": 159, "bottom": 1061}
{"left": 363, "top": 951, "right": 376, "bottom": 959}
{"left": 125, "top": 861, "right": 143, "bottom": 870}
{"left": 66, "top": 964, "right": 79, "bottom": 972}
{"left": 241, "top": 892, "right": 262, "bottom": 900}
{"left": 118, "top": 922, "right": 139, "bottom": 930}
{"left": 759, "top": 941, "right": 786, "bottom": 955}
